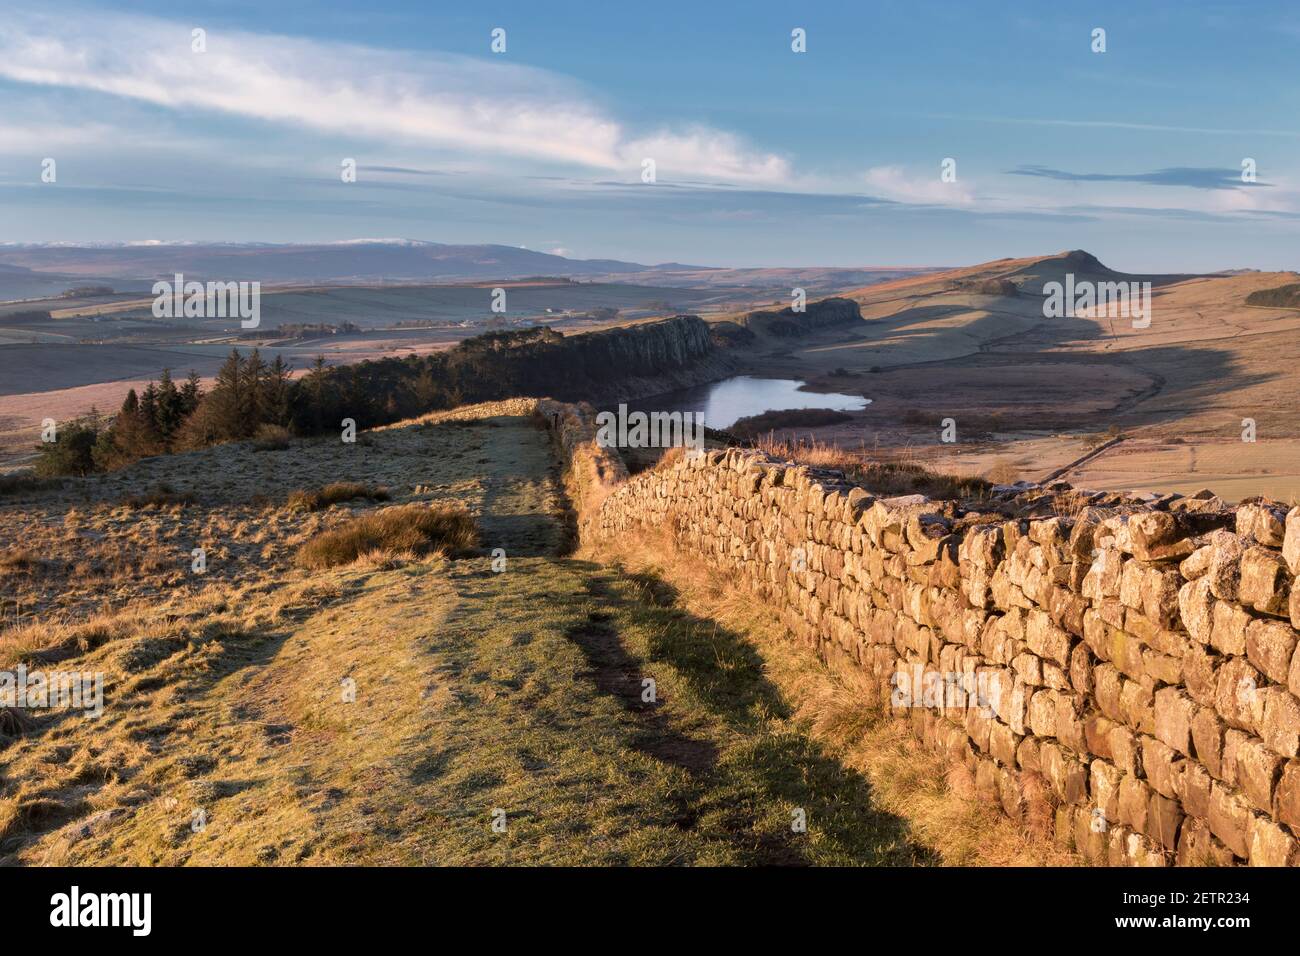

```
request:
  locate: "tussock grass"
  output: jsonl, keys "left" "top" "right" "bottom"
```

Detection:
{"left": 251, "top": 423, "right": 292, "bottom": 452}
{"left": 0, "top": 609, "right": 142, "bottom": 670}
{"left": 286, "top": 482, "right": 391, "bottom": 513}
{"left": 0, "top": 707, "right": 30, "bottom": 740}
{"left": 0, "top": 549, "right": 41, "bottom": 573}
{"left": 295, "top": 503, "right": 478, "bottom": 569}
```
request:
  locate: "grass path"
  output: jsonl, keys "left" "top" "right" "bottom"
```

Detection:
{"left": 2, "top": 414, "right": 930, "bottom": 865}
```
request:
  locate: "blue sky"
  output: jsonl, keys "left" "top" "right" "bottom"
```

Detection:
{"left": 1, "top": 0, "right": 1298, "bottom": 271}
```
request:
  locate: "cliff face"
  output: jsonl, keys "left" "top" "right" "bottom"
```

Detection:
{"left": 738, "top": 297, "right": 862, "bottom": 337}
{"left": 571, "top": 315, "right": 736, "bottom": 400}
{"left": 441, "top": 315, "right": 732, "bottom": 404}
{"left": 569, "top": 315, "right": 715, "bottom": 378}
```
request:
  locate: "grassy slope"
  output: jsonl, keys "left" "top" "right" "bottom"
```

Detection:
{"left": 1, "top": 413, "right": 929, "bottom": 865}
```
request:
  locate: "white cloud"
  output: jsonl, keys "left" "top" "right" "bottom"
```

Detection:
{"left": 0, "top": 120, "right": 117, "bottom": 151}
{"left": 862, "top": 165, "right": 974, "bottom": 205}
{"left": 625, "top": 128, "right": 791, "bottom": 184}
{"left": 0, "top": 12, "right": 791, "bottom": 185}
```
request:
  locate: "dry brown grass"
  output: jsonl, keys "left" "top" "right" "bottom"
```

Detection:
{"left": 1, "top": 538, "right": 176, "bottom": 595}
{"left": 590, "top": 527, "right": 1078, "bottom": 867}
{"left": 0, "top": 607, "right": 140, "bottom": 670}
{"left": 295, "top": 503, "right": 478, "bottom": 569}
{"left": 651, "top": 445, "right": 688, "bottom": 471}
{"left": 285, "top": 482, "right": 390, "bottom": 513}
{"left": 752, "top": 436, "right": 994, "bottom": 501}
{"left": 730, "top": 408, "right": 854, "bottom": 439}
{"left": 0, "top": 549, "right": 40, "bottom": 573}
{"left": 121, "top": 483, "right": 197, "bottom": 509}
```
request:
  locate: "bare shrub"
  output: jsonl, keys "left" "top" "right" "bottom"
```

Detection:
{"left": 986, "top": 460, "right": 1019, "bottom": 485}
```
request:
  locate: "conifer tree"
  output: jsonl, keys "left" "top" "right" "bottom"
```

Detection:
{"left": 303, "top": 354, "right": 328, "bottom": 434}
{"left": 138, "top": 382, "right": 163, "bottom": 445}
{"left": 242, "top": 348, "right": 267, "bottom": 428}
{"left": 179, "top": 370, "right": 202, "bottom": 416}
{"left": 96, "top": 387, "right": 156, "bottom": 467}
{"left": 155, "top": 368, "right": 183, "bottom": 443}
{"left": 208, "top": 349, "right": 247, "bottom": 440}
{"left": 265, "top": 354, "right": 293, "bottom": 427}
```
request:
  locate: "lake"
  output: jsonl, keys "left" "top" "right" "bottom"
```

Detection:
{"left": 625, "top": 376, "right": 870, "bottom": 430}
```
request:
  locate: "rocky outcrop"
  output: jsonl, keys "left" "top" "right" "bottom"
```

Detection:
{"left": 707, "top": 320, "right": 757, "bottom": 349}
{"left": 1245, "top": 282, "right": 1300, "bottom": 309}
{"left": 738, "top": 297, "right": 862, "bottom": 337}
{"left": 950, "top": 278, "right": 1019, "bottom": 296}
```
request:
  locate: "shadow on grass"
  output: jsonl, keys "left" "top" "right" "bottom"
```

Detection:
{"left": 569, "top": 559, "right": 937, "bottom": 866}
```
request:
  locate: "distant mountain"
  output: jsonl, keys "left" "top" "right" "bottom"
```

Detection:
{"left": 0, "top": 240, "right": 714, "bottom": 285}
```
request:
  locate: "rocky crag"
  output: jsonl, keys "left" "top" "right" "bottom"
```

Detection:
{"left": 734, "top": 296, "right": 863, "bottom": 338}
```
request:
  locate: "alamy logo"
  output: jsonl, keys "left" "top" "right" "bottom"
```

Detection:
{"left": 594, "top": 403, "right": 705, "bottom": 451}
{"left": 50, "top": 886, "right": 151, "bottom": 936}
{"left": 1043, "top": 273, "right": 1151, "bottom": 328}
{"left": 891, "top": 666, "right": 1002, "bottom": 713}
{"left": 0, "top": 665, "right": 103, "bottom": 718}
{"left": 152, "top": 272, "right": 261, "bottom": 328}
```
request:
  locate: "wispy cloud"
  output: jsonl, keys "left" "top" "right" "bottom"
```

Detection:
{"left": 925, "top": 112, "right": 1300, "bottom": 139}
{"left": 0, "top": 11, "right": 790, "bottom": 185}
{"left": 1059, "top": 204, "right": 1236, "bottom": 222}
{"left": 862, "top": 166, "right": 974, "bottom": 205}
{"left": 1008, "top": 165, "right": 1269, "bottom": 190}
{"left": 360, "top": 165, "right": 458, "bottom": 177}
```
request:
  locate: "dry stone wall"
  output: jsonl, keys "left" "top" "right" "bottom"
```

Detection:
{"left": 581, "top": 445, "right": 1300, "bottom": 867}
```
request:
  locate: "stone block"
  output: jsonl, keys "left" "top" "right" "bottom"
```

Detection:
{"left": 1239, "top": 546, "right": 1291, "bottom": 616}
{"left": 1207, "top": 782, "right": 1252, "bottom": 858}
{"left": 1246, "top": 618, "right": 1297, "bottom": 685}
{"left": 1154, "top": 687, "right": 1195, "bottom": 756}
